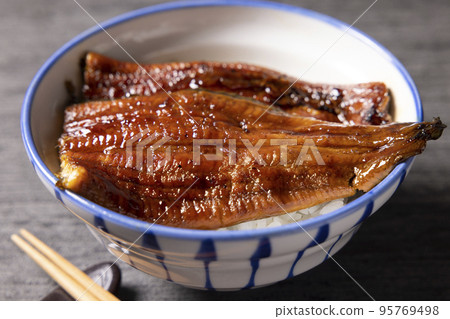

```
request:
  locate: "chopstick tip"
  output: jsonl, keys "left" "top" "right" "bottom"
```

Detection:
{"left": 11, "top": 234, "right": 26, "bottom": 248}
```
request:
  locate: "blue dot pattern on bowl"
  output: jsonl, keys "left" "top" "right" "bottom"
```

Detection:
{"left": 354, "top": 200, "right": 374, "bottom": 226}
{"left": 286, "top": 224, "right": 329, "bottom": 279}
{"left": 243, "top": 237, "right": 271, "bottom": 289}
{"left": 89, "top": 220, "right": 358, "bottom": 289}
{"left": 323, "top": 233, "right": 343, "bottom": 261}
{"left": 143, "top": 231, "right": 172, "bottom": 282}
{"left": 195, "top": 239, "right": 217, "bottom": 290}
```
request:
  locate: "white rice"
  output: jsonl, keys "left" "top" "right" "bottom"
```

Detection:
{"left": 219, "top": 198, "right": 346, "bottom": 231}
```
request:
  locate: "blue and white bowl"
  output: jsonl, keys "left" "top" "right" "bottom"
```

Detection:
{"left": 21, "top": 0, "right": 421, "bottom": 290}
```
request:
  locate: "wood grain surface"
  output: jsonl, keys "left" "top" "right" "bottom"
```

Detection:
{"left": 0, "top": 0, "right": 448, "bottom": 300}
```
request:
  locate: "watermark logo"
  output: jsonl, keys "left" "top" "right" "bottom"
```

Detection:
{"left": 124, "top": 129, "right": 171, "bottom": 175}
{"left": 193, "top": 138, "right": 325, "bottom": 166}
{"left": 124, "top": 132, "right": 324, "bottom": 175}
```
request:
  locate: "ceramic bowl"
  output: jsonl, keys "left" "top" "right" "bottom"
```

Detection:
{"left": 21, "top": 0, "right": 421, "bottom": 290}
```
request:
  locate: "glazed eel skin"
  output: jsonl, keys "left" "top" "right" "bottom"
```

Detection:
{"left": 83, "top": 52, "right": 391, "bottom": 125}
{"left": 58, "top": 90, "right": 445, "bottom": 229}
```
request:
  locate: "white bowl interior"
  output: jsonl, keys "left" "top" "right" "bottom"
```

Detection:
{"left": 30, "top": 4, "right": 419, "bottom": 179}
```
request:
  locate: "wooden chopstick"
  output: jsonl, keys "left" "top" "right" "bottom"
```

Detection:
{"left": 11, "top": 229, "right": 120, "bottom": 301}
{"left": 18, "top": 229, "right": 119, "bottom": 301}
{"left": 11, "top": 234, "right": 100, "bottom": 301}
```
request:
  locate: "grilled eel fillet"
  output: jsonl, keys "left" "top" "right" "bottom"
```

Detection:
{"left": 83, "top": 52, "right": 391, "bottom": 125}
{"left": 58, "top": 90, "right": 444, "bottom": 229}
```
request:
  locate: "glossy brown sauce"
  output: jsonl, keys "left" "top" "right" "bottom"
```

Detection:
{"left": 58, "top": 89, "right": 444, "bottom": 229}
{"left": 83, "top": 52, "right": 391, "bottom": 125}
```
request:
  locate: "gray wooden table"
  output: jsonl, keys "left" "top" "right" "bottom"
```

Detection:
{"left": 1, "top": 0, "right": 449, "bottom": 300}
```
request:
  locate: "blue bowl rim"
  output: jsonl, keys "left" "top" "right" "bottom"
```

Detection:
{"left": 21, "top": 0, "right": 422, "bottom": 241}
